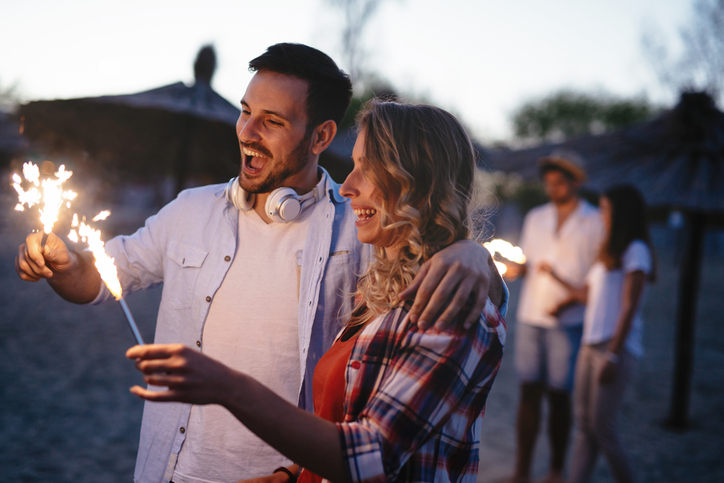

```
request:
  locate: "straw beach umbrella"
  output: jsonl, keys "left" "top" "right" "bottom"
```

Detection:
{"left": 18, "top": 45, "right": 240, "bottom": 200}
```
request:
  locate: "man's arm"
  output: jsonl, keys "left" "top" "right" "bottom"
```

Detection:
{"left": 399, "top": 239, "right": 504, "bottom": 330}
{"left": 15, "top": 232, "right": 102, "bottom": 304}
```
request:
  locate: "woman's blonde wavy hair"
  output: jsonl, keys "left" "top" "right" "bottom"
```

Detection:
{"left": 348, "top": 99, "right": 476, "bottom": 327}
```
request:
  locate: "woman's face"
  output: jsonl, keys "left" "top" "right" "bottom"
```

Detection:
{"left": 600, "top": 195, "right": 612, "bottom": 233}
{"left": 340, "top": 128, "right": 398, "bottom": 255}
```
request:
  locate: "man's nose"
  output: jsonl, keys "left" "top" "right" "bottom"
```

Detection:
{"left": 237, "top": 117, "right": 261, "bottom": 143}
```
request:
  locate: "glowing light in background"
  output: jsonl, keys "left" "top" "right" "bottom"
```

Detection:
{"left": 484, "top": 238, "right": 527, "bottom": 276}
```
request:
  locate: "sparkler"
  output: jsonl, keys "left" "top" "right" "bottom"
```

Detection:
{"left": 12, "top": 161, "right": 77, "bottom": 249}
{"left": 70, "top": 214, "right": 145, "bottom": 346}
{"left": 484, "top": 238, "right": 527, "bottom": 276}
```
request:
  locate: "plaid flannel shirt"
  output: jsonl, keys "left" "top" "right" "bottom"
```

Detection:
{"left": 336, "top": 298, "right": 506, "bottom": 482}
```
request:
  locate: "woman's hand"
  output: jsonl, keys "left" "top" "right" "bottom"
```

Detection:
{"left": 126, "top": 344, "right": 237, "bottom": 405}
{"left": 598, "top": 359, "right": 618, "bottom": 385}
{"left": 548, "top": 296, "right": 577, "bottom": 317}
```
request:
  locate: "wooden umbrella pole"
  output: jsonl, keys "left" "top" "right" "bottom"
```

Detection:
{"left": 667, "top": 211, "right": 706, "bottom": 430}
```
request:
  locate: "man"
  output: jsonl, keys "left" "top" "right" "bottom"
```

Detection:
{"left": 504, "top": 150, "right": 604, "bottom": 483}
{"left": 16, "top": 43, "right": 503, "bottom": 483}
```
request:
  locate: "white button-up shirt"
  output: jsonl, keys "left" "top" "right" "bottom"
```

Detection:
{"left": 93, "top": 170, "right": 371, "bottom": 483}
{"left": 516, "top": 200, "right": 604, "bottom": 328}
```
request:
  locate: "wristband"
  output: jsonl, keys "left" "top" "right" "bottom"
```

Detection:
{"left": 273, "top": 467, "right": 297, "bottom": 483}
{"left": 603, "top": 351, "right": 619, "bottom": 364}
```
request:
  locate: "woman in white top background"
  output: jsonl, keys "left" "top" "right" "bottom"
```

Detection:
{"left": 541, "top": 184, "right": 655, "bottom": 483}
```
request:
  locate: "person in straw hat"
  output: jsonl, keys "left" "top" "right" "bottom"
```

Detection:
{"left": 504, "top": 149, "right": 605, "bottom": 483}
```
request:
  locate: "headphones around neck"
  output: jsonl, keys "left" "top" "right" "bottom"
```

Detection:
{"left": 224, "top": 176, "right": 325, "bottom": 223}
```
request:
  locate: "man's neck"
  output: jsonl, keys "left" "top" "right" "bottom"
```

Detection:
{"left": 553, "top": 196, "right": 580, "bottom": 233}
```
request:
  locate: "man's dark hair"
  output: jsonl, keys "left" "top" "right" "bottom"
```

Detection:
{"left": 249, "top": 43, "right": 353, "bottom": 129}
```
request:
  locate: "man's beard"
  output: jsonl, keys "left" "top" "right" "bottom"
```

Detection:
{"left": 240, "top": 133, "right": 312, "bottom": 194}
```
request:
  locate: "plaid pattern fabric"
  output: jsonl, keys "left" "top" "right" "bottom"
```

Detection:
{"left": 337, "top": 299, "right": 506, "bottom": 482}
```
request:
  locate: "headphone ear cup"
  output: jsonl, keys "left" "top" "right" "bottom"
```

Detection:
{"left": 225, "top": 177, "right": 254, "bottom": 211}
{"left": 265, "top": 187, "right": 302, "bottom": 223}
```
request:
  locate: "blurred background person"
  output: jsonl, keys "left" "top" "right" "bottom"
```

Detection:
{"left": 542, "top": 184, "right": 655, "bottom": 483}
{"left": 504, "top": 150, "right": 604, "bottom": 483}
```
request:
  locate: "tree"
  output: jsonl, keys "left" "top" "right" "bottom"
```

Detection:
{"left": 511, "top": 90, "right": 657, "bottom": 142}
{"left": 643, "top": 0, "right": 724, "bottom": 104}
{"left": 326, "top": 0, "right": 388, "bottom": 91}
{"left": 0, "top": 78, "right": 20, "bottom": 113}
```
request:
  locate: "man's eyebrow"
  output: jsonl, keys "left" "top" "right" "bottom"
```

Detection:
{"left": 240, "top": 101, "right": 291, "bottom": 123}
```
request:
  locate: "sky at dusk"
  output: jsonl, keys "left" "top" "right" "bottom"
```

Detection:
{"left": 0, "top": 0, "right": 694, "bottom": 141}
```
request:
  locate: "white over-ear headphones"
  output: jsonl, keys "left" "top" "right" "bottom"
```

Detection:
{"left": 224, "top": 176, "right": 326, "bottom": 223}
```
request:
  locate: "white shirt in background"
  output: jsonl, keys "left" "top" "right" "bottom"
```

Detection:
{"left": 583, "top": 240, "right": 652, "bottom": 358}
{"left": 517, "top": 200, "right": 605, "bottom": 328}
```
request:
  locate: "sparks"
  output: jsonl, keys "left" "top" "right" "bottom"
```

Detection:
{"left": 484, "top": 238, "right": 527, "bottom": 275}
{"left": 12, "top": 161, "right": 77, "bottom": 237}
{"left": 76, "top": 220, "right": 123, "bottom": 300}
{"left": 92, "top": 210, "right": 111, "bottom": 221}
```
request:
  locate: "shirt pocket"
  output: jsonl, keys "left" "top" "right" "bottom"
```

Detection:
{"left": 164, "top": 241, "right": 209, "bottom": 308}
{"left": 327, "top": 250, "right": 354, "bottom": 266}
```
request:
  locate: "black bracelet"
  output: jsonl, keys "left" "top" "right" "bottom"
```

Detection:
{"left": 273, "top": 466, "right": 297, "bottom": 483}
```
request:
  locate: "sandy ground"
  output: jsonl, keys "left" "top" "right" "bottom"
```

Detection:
{"left": 1, "top": 205, "right": 723, "bottom": 482}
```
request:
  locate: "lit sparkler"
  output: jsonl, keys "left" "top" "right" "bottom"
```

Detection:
{"left": 12, "top": 161, "right": 77, "bottom": 249}
{"left": 69, "top": 214, "right": 144, "bottom": 346}
{"left": 484, "top": 238, "right": 527, "bottom": 276}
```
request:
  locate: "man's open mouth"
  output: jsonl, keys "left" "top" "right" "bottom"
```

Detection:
{"left": 243, "top": 146, "right": 270, "bottom": 174}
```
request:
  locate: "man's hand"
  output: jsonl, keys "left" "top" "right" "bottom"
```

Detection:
{"left": 15, "top": 232, "right": 74, "bottom": 281}
{"left": 126, "top": 344, "right": 236, "bottom": 405}
{"left": 502, "top": 260, "right": 526, "bottom": 281}
{"left": 399, "top": 240, "right": 503, "bottom": 331}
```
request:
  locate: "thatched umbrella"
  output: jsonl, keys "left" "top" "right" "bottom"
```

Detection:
{"left": 18, "top": 45, "right": 240, "bottom": 199}
{"left": 485, "top": 92, "right": 724, "bottom": 429}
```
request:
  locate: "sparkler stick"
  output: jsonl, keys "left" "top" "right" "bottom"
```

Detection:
{"left": 72, "top": 216, "right": 144, "bottom": 346}
{"left": 119, "top": 298, "right": 145, "bottom": 346}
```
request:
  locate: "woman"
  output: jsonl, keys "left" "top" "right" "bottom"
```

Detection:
{"left": 127, "top": 100, "right": 506, "bottom": 482}
{"left": 542, "top": 184, "right": 654, "bottom": 483}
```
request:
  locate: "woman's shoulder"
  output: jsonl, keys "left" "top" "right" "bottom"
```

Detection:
{"left": 366, "top": 299, "right": 507, "bottom": 348}
{"left": 622, "top": 240, "right": 652, "bottom": 273}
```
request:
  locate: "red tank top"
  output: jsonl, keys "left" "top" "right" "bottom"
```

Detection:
{"left": 297, "top": 325, "right": 363, "bottom": 483}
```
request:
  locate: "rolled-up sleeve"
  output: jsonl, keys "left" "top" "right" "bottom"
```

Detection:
{"left": 89, "top": 197, "right": 178, "bottom": 305}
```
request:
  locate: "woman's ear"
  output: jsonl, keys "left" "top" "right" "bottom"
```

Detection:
{"left": 311, "top": 120, "right": 338, "bottom": 155}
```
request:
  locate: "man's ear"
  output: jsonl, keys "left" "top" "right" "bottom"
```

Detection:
{"left": 311, "top": 120, "right": 338, "bottom": 155}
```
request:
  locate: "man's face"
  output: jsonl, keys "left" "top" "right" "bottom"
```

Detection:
{"left": 236, "top": 70, "right": 313, "bottom": 193}
{"left": 543, "top": 170, "right": 577, "bottom": 205}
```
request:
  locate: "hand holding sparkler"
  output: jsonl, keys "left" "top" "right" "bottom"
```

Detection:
{"left": 15, "top": 231, "right": 77, "bottom": 282}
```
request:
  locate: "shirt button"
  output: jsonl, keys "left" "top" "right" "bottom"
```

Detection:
{"left": 224, "top": 255, "right": 231, "bottom": 262}
{"left": 350, "top": 361, "right": 361, "bottom": 369}
{"left": 179, "top": 427, "right": 185, "bottom": 433}
{"left": 308, "top": 300, "right": 312, "bottom": 306}
{"left": 196, "top": 340, "right": 201, "bottom": 347}
{"left": 318, "top": 257, "right": 323, "bottom": 263}
{"left": 206, "top": 296, "right": 211, "bottom": 302}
